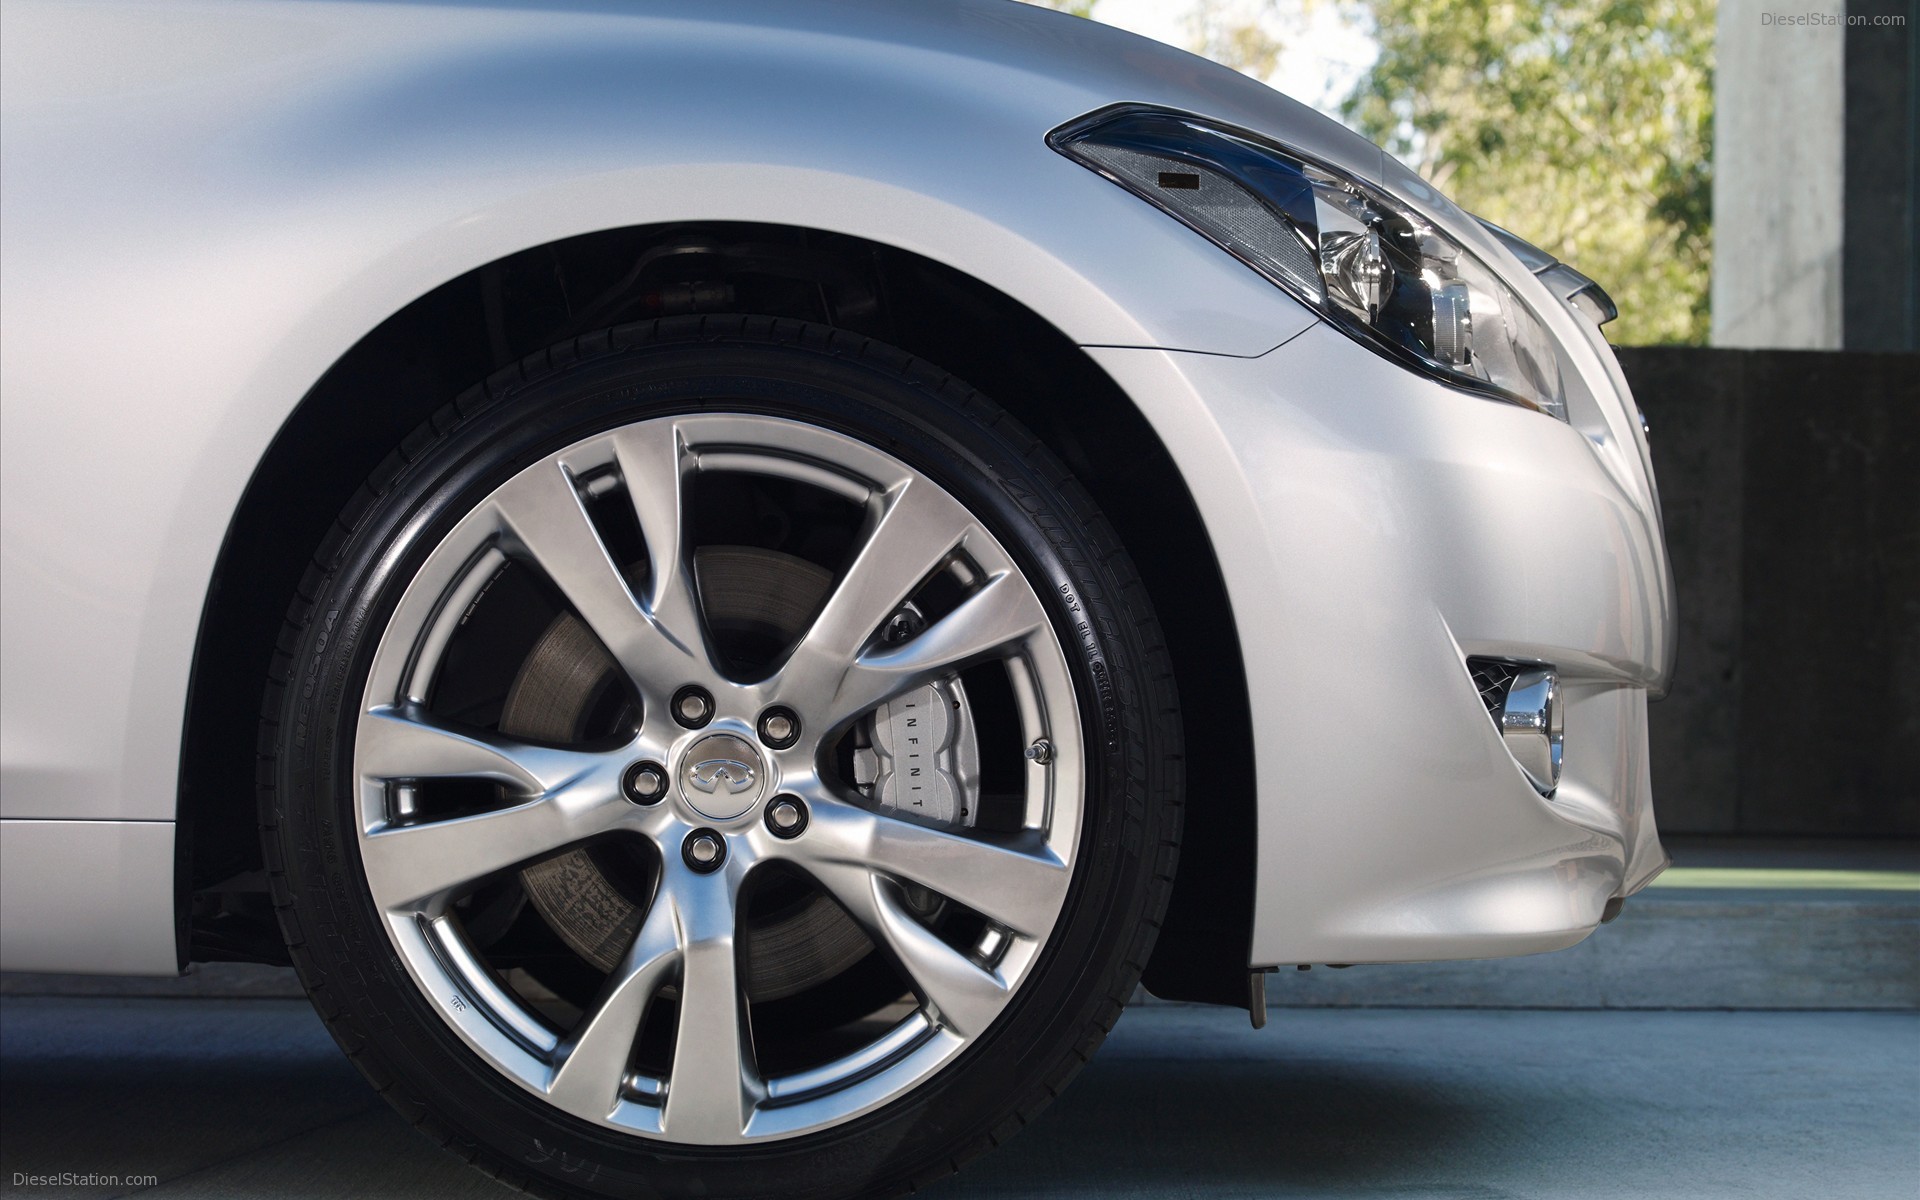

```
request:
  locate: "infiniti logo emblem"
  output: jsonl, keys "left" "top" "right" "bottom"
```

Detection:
{"left": 677, "top": 731, "right": 768, "bottom": 821}
{"left": 689, "top": 758, "right": 757, "bottom": 794}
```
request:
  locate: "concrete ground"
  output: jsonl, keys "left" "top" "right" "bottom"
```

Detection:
{"left": 1, "top": 999, "right": 1913, "bottom": 1200}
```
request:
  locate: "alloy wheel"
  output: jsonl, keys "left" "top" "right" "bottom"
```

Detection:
{"left": 352, "top": 413, "right": 1084, "bottom": 1144}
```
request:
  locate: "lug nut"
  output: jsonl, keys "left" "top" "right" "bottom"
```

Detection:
{"left": 622, "top": 760, "right": 668, "bottom": 805}
{"left": 757, "top": 706, "right": 800, "bottom": 750}
{"left": 671, "top": 685, "right": 714, "bottom": 729}
{"left": 682, "top": 829, "right": 726, "bottom": 872}
{"left": 764, "top": 794, "right": 809, "bottom": 838}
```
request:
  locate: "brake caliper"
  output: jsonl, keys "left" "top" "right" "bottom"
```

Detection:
{"left": 851, "top": 676, "right": 979, "bottom": 827}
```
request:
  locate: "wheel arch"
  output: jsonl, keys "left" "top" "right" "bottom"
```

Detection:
{"left": 179, "top": 221, "right": 1257, "bottom": 1003}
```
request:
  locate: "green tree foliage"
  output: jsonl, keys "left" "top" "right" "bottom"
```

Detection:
{"left": 1186, "top": 0, "right": 1290, "bottom": 78}
{"left": 1028, "top": 0, "right": 1098, "bottom": 17}
{"left": 1341, "top": 0, "right": 1713, "bottom": 344}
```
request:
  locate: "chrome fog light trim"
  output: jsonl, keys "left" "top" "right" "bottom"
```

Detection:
{"left": 1499, "top": 667, "right": 1563, "bottom": 796}
{"left": 1466, "top": 657, "right": 1563, "bottom": 796}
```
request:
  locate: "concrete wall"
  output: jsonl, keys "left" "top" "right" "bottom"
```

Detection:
{"left": 1711, "top": 0, "right": 1847, "bottom": 349}
{"left": 1842, "top": 1, "right": 1920, "bottom": 351}
{"left": 1620, "top": 347, "right": 1920, "bottom": 836}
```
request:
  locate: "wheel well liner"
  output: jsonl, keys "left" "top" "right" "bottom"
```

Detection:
{"left": 179, "top": 222, "right": 1255, "bottom": 1004}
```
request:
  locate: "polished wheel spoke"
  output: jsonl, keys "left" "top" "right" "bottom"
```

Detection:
{"left": 361, "top": 789, "right": 626, "bottom": 910}
{"left": 611, "top": 422, "right": 708, "bottom": 665}
{"left": 825, "top": 570, "right": 1048, "bottom": 728}
{"left": 777, "top": 476, "right": 978, "bottom": 711}
{"left": 357, "top": 706, "right": 627, "bottom": 907}
{"left": 797, "top": 793, "right": 1068, "bottom": 939}
{"left": 491, "top": 458, "right": 704, "bottom": 691}
{"left": 359, "top": 704, "right": 603, "bottom": 793}
{"left": 546, "top": 892, "right": 681, "bottom": 1116}
{"left": 661, "top": 872, "right": 762, "bottom": 1142}
{"left": 807, "top": 857, "right": 1013, "bottom": 1038}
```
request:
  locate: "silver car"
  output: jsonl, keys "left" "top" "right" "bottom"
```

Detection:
{"left": 0, "top": 1, "right": 1672, "bottom": 1195}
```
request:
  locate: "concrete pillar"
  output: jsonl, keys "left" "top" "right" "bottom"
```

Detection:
{"left": 1710, "top": 1, "right": 1847, "bottom": 349}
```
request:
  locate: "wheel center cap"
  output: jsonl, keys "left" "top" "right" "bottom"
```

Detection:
{"left": 678, "top": 731, "right": 768, "bottom": 821}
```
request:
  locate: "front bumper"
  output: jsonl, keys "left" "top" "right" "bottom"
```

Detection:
{"left": 1088, "top": 320, "right": 1672, "bottom": 965}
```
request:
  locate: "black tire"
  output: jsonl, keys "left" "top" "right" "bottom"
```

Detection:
{"left": 259, "top": 315, "right": 1182, "bottom": 1199}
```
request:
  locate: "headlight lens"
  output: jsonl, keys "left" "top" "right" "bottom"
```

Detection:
{"left": 1050, "top": 105, "right": 1568, "bottom": 422}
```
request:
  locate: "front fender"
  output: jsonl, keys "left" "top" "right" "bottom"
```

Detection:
{"left": 1, "top": 0, "right": 1323, "bottom": 824}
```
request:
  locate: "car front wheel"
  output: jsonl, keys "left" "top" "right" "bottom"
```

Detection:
{"left": 260, "top": 317, "right": 1181, "bottom": 1198}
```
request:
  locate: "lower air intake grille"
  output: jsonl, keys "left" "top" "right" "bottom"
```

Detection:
{"left": 1468, "top": 658, "right": 1521, "bottom": 722}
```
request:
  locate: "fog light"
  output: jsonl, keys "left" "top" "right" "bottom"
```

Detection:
{"left": 1467, "top": 658, "right": 1563, "bottom": 796}
{"left": 1500, "top": 668, "right": 1563, "bottom": 794}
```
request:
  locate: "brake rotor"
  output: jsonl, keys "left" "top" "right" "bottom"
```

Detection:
{"left": 503, "top": 545, "right": 872, "bottom": 1002}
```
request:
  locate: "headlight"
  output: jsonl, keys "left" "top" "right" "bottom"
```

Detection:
{"left": 1050, "top": 105, "right": 1568, "bottom": 422}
